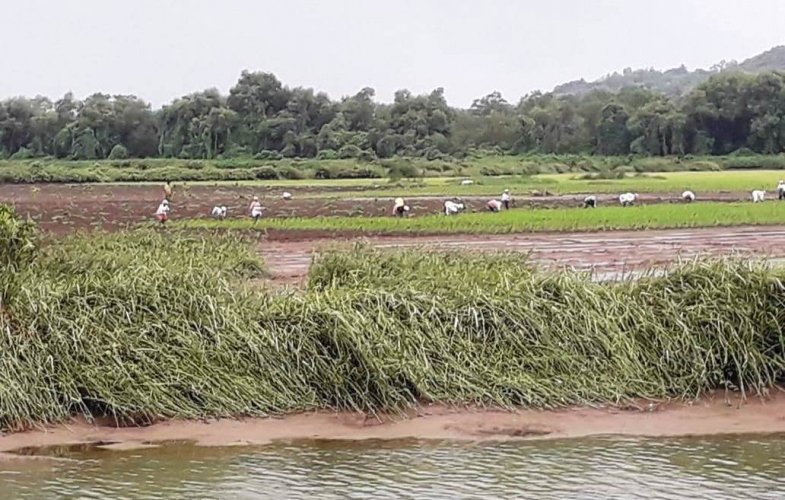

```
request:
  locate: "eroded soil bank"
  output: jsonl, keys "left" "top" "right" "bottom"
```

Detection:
{"left": 3, "top": 391, "right": 784, "bottom": 459}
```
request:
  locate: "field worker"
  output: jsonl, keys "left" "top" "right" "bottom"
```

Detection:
{"left": 156, "top": 199, "right": 170, "bottom": 225}
{"left": 682, "top": 190, "right": 696, "bottom": 203}
{"left": 460, "top": 179, "right": 474, "bottom": 186}
{"left": 777, "top": 180, "right": 785, "bottom": 200}
{"left": 211, "top": 205, "right": 227, "bottom": 219}
{"left": 163, "top": 181, "right": 173, "bottom": 201}
{"left": 282, "top": 191, "right": 292, "bottom": 201}
{"left": 487, "top": 199, "right": 502, "bottom": 213}
{"left": 584, "top": 195, "right": 597, "bottom": 208}
{"left": 393, "top": 197, "right": 407, "bottom": 217}
{"left": 444, "top": 199, "right": 465, "bottom": 216}
{"left": 501, "top": 189, "right": 512, "bottom": 210}
{"left": 752, "top": 190, "right": 766, "bottom": 203}
{"left": 249, "top": 196, "right": 264, "bottom": 222}
{"left": 619, "top": 192, "right": 637, "bottom": 207}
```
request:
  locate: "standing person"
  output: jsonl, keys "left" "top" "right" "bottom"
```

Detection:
{"left": 156, "top": 199, "right": 170, "bottom": 226}
{"left": 393, "top": 197, "right": 407, "bottom": 217}
{"left": 249, "top": 196, "right": 264, "bottom": 222}
{"left": 163, "top": 181, "right": 173, "bottom": 201}
{"left": 487, "top": 199, "right": 502, "bottom": 213}
{"left": 444, "top": 199, "right": 465, "bottom": 216}
{"left": 501, "top": 189, "right": 512, "bottom": 210}
{"left": 583, "top": 195, "right": 597, "bottom": 208}
{"left": 777, "top": 180, "right": 785, "bottom": 200}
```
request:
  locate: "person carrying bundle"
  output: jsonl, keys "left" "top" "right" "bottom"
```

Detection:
{"left": 501, "top": 189, "right": 512, "bottom": 210}
{"left": 156, "top": 199, "right": 170, "bottom": 225}
{"left": 249, "top": 196, "right": 264, "bottom": 222}
{"left": 444, "top": 199, "right": 465, "bottom": 216}
{"left": 777, "top": 180, "right": 785, "bottom": 200}
{"left": 584, "top": 195, "right": 597, "bottom": 208}
{"left": 211, "top": 206, "right": 227, "bottom": 220}
{"left": 487, "top": 199, "right": 502, "bottom": 212}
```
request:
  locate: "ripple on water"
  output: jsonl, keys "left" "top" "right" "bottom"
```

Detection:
{"left": 2, "top": 435, "right": 785, "bottom": 499}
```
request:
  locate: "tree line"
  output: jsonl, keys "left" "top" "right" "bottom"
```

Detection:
{"left": 2, "top": 70, "right": 785, "bottom": 161}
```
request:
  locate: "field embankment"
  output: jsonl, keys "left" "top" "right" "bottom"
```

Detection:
{"left": 2, "top": 211, "right": 785, "bottom": 435}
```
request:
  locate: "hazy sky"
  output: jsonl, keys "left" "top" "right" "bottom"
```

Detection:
{"left": 2, "top": 0, "right": 783, "bottom": 108}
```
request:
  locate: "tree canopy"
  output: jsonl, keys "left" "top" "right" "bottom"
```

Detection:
{"left": 2, "top": 70, "right": 785, "bottom": 161}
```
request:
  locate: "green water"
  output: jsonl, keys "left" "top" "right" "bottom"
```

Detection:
{"left": 2, "top": 435, "right": 784, "bottom": 499}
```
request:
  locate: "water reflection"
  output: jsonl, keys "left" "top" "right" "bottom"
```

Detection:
{"left": 3, "top": 435, "right": 785, "bottom": 499}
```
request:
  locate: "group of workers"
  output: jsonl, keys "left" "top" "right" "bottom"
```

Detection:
{"left": 154, "top": 181, "right": 293, "bottom": 225}
{"left": 154, "top": 178, "right": 785, "bottom": 226}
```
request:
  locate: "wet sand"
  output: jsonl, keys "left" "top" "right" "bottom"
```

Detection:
{"left": 2, "top": 392, "right": 784, "bottom": 458}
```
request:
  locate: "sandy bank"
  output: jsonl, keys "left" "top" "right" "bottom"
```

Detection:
{"left": 2, "top": 392, "right": 784, "bottom": 456}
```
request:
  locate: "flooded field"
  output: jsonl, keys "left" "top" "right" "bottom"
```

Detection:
{"left": 3, "top": 435, "right": 784, "bottom": 499}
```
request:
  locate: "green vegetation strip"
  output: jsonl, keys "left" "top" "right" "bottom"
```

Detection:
{"left": 1, "top": 213, "right": 785, "bottom": 429}
{"left": 182, "top": 201, "right": 785, "bottom": 234}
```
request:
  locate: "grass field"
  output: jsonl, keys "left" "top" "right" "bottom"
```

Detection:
{"left": 4, "top": 222, "right": 785, "bottom": 428}
{"left": 181, "top": 201, "right": 785, "bottom": 234}
{"left": 110, "top": 170, "right": 781, "bottom": 198}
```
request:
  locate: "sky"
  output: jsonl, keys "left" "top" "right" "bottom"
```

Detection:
{"left": 2, "top": 0, "right": 784, "bottom": 108}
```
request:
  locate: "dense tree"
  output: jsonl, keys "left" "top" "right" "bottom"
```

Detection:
{"left": 3, "top": 70, "right": 785, "bottom": 160}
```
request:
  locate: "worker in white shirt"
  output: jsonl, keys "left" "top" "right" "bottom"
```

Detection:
{"left": 501, "top": 189, "right": 512, "bottom": 210}
{"left": 584, "top": 195, "right": 597, "bottom": 208}
{"left": 487, "top": 199, "right": 502, "bottom": 212}
{"left": 392, "top": 198, "right": 409, "bottom": 217}
{"left": 211, "top": 206, "right": 227, "bottom": 219}
{"left": 682, "top": 190, "right": 695, "bottom": 203}
{"left": 282, "top": 191, "right": 292, "bottom": 201}
{"left": 249, "top": 196, "right": 264, "bottom": 222}
{"left": 444, "top": 199, "right": 465, "bottom": 216}
{"left": 156, "top": 199, "right": 170, "bottom": 225}
{"left": 752, "top": 190, "right": 766, "bottom": 203}
{"left": 619, "top": 192, "right": 637, "bottom": 207}
{"left": 777, "top": 180, "right": 785, "bottom": 200}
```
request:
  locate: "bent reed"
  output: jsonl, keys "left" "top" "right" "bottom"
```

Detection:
{"left": 1, "top": 214, "right": 784, "bottom": 431}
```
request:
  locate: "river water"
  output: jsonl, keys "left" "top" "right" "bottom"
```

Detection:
{"left": 2, "top": 435, "right": 784, "bottom": 499}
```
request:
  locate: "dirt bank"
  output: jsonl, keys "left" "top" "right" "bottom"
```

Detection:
{"left": 2, "top": 392, "right": 784, "bottom": 457}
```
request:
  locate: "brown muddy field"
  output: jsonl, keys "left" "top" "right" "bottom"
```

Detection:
{"left": 0, "top": 183, "right": 754, "bottom": 234}
{"left": 2, "top": 184, "right": 783, "bottom": 283}
{"left": 260, "top": 226, "right": 785, "bottom": 285}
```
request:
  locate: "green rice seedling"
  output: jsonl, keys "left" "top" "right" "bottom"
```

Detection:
{"left": 184, "top": 201, "right": 785, "bottom": 235}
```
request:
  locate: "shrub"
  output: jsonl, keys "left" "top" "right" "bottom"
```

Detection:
{"left": 108, "top": 144, "right": 128, "bottom": 160}
{"left": 252, "top": 166, "right": 279, "bottom": 180}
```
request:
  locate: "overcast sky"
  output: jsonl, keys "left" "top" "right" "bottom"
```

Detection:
{"left": 2, "top": 0, "right": 783, "bottom": 108}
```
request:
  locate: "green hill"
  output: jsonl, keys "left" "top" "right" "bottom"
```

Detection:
{"left": 553, "top": 46, "right": 785, "bottom": 96}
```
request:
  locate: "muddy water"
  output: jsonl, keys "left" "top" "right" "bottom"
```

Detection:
{"left": 2, "top": 435, "right": 784, "bottom": 499}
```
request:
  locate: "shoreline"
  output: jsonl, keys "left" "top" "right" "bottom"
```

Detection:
{"left": 3, "top": 392, "right": 784, "bottom": 458}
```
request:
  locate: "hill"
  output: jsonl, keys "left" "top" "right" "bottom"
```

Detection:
{"left": 552, "top": 46, "right": 785, "bottom": 96}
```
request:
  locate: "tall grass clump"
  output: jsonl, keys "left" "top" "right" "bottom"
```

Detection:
{"left": 308, "top": 242, "right": 533, "bottom": 291}
{"left": 2, "top": 221, "right": 785, "bottom": 430}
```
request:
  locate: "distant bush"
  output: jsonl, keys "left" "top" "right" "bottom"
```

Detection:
{"left": 108, "top": 144, "right": 128, "bottom": 160}
{"left": 252, "top": 166, "right": 279, "bottom": 180}
{"left": 278, "top": 165, "right": 306, "bottom": 180}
